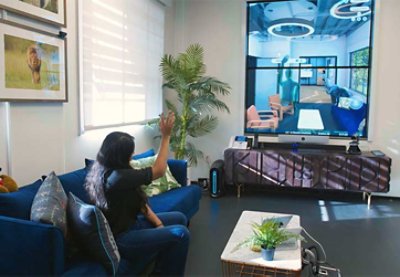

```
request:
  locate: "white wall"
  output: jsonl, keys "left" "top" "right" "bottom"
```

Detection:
{"left": 0, "top": 0, "right": 155, "bottom": 185}
{"left": 347, "top": 22, "right": 371, "bottom": 55}
{"left": 292, "top": 36, "right": 348, "bottom": 85}
{"left": 369, "top": 0, "right": 400, "bottom": 197}
{"left": 0, "top": 104, "right": 9, "bottom": 174}
{"left": 249, "top": 38, "right": 291, "bottom": 58}
{"left": 165, "top": 0, "right": 246, "bottom": 180}
{"left": 166, "top": 0, "right": 400, "bottom": 197}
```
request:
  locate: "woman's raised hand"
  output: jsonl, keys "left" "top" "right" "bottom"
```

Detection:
{"left": 159, "top": 111, "right": 175, "bottom": 137}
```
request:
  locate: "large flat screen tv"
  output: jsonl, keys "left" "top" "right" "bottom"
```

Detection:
{"left": 245, "top": 0, "right": 375, "bottom": 138}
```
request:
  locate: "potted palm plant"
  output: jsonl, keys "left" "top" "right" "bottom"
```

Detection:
{"left": 235, "top": 218, "right": 303, "bottom": 261}
{"left": 152, "top": 44, "right": 231, "bottom": 165}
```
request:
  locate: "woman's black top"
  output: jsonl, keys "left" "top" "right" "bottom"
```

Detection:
{"left": 102, "top": 167, "right": 152, "bottom": 235}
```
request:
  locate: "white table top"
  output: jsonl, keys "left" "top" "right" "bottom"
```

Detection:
{"left": 220, "top": 210, "right": 302, "bottom": 272}
{"left": 297, "top": 109, "right": 324, "bottom": 130}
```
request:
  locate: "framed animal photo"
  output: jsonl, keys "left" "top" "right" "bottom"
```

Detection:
{"left": 0, "top": 0, "right": 66, "bottom": 27}
{"left": 0, "top": 20, "right": 67, "bottom": 102}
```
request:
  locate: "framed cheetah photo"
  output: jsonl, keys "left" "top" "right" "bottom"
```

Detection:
{"left": 0, "top": 20, "right": 67, "bottom": 102}
{"left": 0, "top": 0, "right": 66, "bottom": 27}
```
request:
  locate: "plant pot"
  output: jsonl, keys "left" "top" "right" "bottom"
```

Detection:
{"left": 261, "top": 247, "right": 275, "bottom": 261}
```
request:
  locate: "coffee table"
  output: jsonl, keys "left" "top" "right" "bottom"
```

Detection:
{"left": 221, "top": 211, "right": 302, "bottom": 276}
{"left": 297, "top": 109, "right": 324, "bottom": 130}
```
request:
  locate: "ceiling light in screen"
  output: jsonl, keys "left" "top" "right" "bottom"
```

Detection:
{"left": 267, "top": 18, "right": 315, "bottom": 39}
{"left": 330, "top": 0, "right": 371, "bottom": 21}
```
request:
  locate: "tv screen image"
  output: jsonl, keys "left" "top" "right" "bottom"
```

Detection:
{"left": 245, "top": 0, "right": 374, "bottom": 138}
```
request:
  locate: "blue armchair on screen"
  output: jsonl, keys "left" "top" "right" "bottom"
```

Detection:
{"left": 0, "top": 158, "right": 201, "bottom": 276}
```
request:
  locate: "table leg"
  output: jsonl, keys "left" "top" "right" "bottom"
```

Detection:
{"left": 237, "top": 184, "right": 242, "bottom": 198}
{"left": 367, "top": 192, "right": 372, "bottom": 209}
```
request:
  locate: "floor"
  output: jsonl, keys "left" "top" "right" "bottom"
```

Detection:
{"left": 185, "top": 187, "right": 400, "bottom": 276}
{"left": 300, "top": 86, "right": 331, "bottom": 104}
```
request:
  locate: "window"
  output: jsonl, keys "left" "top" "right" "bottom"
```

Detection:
{"left": 79, "top": 0, "right": 165, "bottom": 131}
{"left": 350, "top": 47, "right": 369, "bottom": 95}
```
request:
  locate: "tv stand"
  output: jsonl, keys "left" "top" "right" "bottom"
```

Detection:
{"left": 224, "top": 148, "right": 391, "bottom": 206}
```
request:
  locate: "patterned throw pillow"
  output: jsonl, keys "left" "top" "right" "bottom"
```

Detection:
{"left": 130, "top": 156, "right": 181, "bottom": 197}
{"left": 67, "top": 193, "right": 120, "bottom": 276}
{"left": 30, "top": 171, "right": 68, "bottom": 237}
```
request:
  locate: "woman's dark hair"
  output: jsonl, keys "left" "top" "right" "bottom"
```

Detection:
{"left": 97, "top": 131, "right": 135, "bottom": 169}
{"left": 85, "top": 132, "right": 146, "bottom": 212}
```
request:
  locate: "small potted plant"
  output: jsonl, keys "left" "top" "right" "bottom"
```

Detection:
{"left": 235, "top": 218, "right": 303, "bottom": 261}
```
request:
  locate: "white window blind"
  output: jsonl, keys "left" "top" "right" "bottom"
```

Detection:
{"left": 80, "top": 0, "right": 164, "bottom": 131}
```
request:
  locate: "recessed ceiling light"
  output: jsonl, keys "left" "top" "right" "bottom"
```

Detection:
{"left": 267, "top": 18, "right": 315, "bottom": 39}
{"left": 330, "top": 0, "right": 371, "bottom": 20}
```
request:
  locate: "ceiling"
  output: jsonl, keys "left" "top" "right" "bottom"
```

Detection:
{"left": 248, "top": 0, "right": 373, "bottom": 40}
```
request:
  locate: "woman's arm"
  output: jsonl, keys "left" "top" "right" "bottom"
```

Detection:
{"left": 152, "top": 111, "right": 175, "bottom": 180}
{"left": 141, "top": 204, "right": 164, "bottom": 228}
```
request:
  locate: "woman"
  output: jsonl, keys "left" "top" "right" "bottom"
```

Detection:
{"left": 85, "top": 112, "right": 189, "bottom": 276}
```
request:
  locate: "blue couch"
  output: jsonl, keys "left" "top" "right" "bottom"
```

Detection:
{"left": 0, "top": 159, "right": 202, "bottom": 275}
{"left": 331, "top": 103, "right": 367, "bottom": 135}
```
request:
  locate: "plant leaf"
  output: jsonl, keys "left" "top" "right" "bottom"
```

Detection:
{"left": 190, "top": 93, "right": 230, "bottom": 113}
{"left": 187, "top": 115, "right": 218, "bottom": 137}
{"left": 185, "top": 142, "right": 204, "bottom": 166}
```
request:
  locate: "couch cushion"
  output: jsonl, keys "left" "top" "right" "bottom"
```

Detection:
{"left": 148, "top": 185, "right": 202, "bottom": 220}
{"left": 31, "top": 172, "right": 68, "bottom": 237}
{"left": 67, "top": 193, "right": 120, "bottom": 276}
{"left": 0, "top": 179, "right": 42, "bottom": 219}
{"left": 63, "top": 260, "right": 108, "bottom": 276}
{"left": 58, "top": 168, "right": 89, "bottom": 203}
{"left": 130, "top": 156, "right": 181, "bottom": 197}
{"left": 247, "top": 105, "right": 260, "bottom": 121}
{"left": 132, "top": 148, "right": 155, "bottom": 160}
{"left": 331, "top": 104, "right": 367, "bottom": 135}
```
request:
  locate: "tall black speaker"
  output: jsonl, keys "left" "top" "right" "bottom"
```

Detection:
{"left": 209, "top": 159, "right": 224, "bottom": 198}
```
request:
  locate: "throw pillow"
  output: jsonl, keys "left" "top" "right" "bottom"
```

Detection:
{"left": 84, "top": 158, "right": 94, "bottom": 169}
{"left": 67, "top": 192, "right": 120, "bottom": 276}
{"left": 130, "top": 155, "right": 181, "bottom": 197}
{"left": 30, "top": 171, "right": 68, "bottom": 237}
{"left": 338, "top": 97, "right": 351, "bottom": 110}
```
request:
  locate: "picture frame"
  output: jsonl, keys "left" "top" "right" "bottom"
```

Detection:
{"left": 0, "top": 20, "right": 67, "bottom": 102}
{"left": 0, "top": 0, "right": 66, "bottom": 27}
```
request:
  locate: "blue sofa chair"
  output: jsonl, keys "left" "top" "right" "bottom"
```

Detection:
{"left": 0, "top": 159, "right": 202, "bottom": 276}
{"left": 331, "top": 103, "right": 367, "bottom": 135}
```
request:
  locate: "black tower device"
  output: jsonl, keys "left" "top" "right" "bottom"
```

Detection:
{"left": 209, "top": 160, "right": 224, "bottom": 198}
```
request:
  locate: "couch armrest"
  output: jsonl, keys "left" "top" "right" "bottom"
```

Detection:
{"left": 167, "top": 159, "right": 188, "bottom": 186}
{"left": 0, "top": 215, "right": 65, "bottom": 275}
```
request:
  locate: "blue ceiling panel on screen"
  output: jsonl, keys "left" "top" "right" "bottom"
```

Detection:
{"left": 249, "top": 0, "right": 372, "bottom": 42}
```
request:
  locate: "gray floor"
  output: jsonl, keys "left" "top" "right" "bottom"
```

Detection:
{"left": 185, "top": 187, "right": 400, "bottom": 276}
